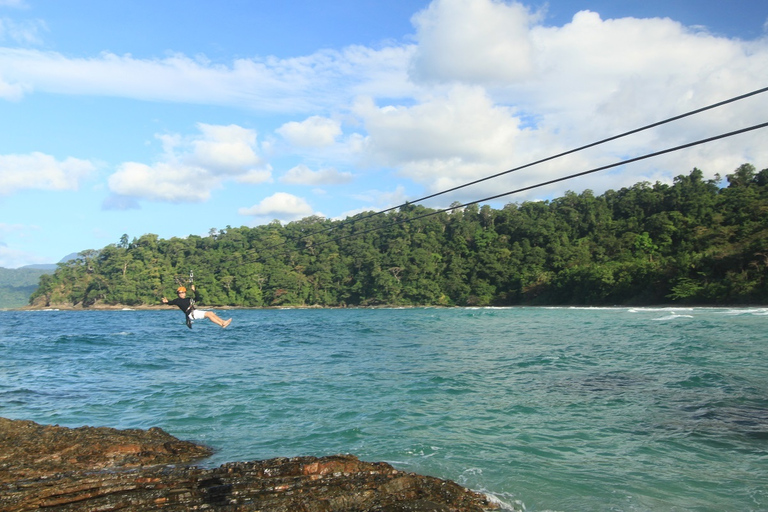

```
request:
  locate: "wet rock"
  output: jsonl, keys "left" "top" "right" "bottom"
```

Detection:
{"left": 0, "top": 418, "right": 498, "bottom": 511}
{"left": 0, "top": 417, "right": 213, "bottom": 483}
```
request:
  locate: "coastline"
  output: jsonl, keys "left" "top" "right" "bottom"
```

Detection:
{"left": 11, "top": 302, "right": 434, "bottom": 311}
{"left": 10, "top": 301, "right": 764, "bottom": 312}
{"left": 0, "top": 417, "right": 500, "bottom": 511}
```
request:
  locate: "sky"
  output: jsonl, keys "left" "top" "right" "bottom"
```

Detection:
{"left": 1, "top": 0, "right": 767, "bottom": 268}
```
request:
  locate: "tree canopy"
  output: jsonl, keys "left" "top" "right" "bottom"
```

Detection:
{"left": 30, "top": 164, "right": 768, "bottom": 308}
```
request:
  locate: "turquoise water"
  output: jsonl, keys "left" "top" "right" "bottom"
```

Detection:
{"left": 1, "top": 307, "right": 766, "bottom": 511}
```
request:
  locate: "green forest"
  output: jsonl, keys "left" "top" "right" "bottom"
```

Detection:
{"left": 30, "top": 164, "right": 768, "bottom": 308}
{"left": 0, "top": 267, "right": 52, "bottom": 309}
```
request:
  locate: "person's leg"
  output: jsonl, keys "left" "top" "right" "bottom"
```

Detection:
{"left": 205, "top": 311, "right": 232, "bottom": 328}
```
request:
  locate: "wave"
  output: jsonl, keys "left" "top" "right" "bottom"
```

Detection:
{"left": 628, "top": 307, "right": 696, "bottom": 313}
{"left": 652, "top": 313, "right": 695, "bottom": 321}
{"left": 721, "top": 307, "right": 768, "bottom": 316}
{"left": 480, "top": 490, "right": 526, "bottom": 511}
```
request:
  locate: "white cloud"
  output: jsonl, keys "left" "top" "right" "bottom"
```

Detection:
{"left": 0, "top": 1, "right": 27, "bottom": 8}
{"left": 525, "top": 11, "right": 764, "bottom": 120}
{"left": 0, "top": 222, "right": 26, "bottom": 234}
{"left": 107, "top": 123, "right": 272, "bottom": 204}
{"left": 349, "top": 1, "right": 768, "bottom": 202}
{"left": 0, "top": 224, "right": 46, "bottom": 268}
{"left": 409, "top": 0, "right": 539, "bottom": 84}
{"left": 190, "top": 124, "right": 263, "bottom": 175}
{"left": 280, "top": 164, "right": 353, "bottom": 186}
{"left": 0, "top": 44, "right": 415, "bottom": 111}
{"left": 0, "top": 243, "right": 46, "bottom": 269}
{"left": 353, "top": 85, "right": 539, "bottom": 195}
{"left": 0, "top": 152, "right": 95, "bottom": 194}
{"left": 108, "top": 161, "right": 214, "bottom": 203}
{"left": 277, "top": 116, "right": 342, "bottom": 148}
{"left": 514, "top": 10, "right": 768, "bottom": 188}
{"left": 348, "top": 184, "right": 410, "bottom": 213}
{"left": 0, "top": 77, "right": 26, "bottom": 100}
{"left": 237, "top": 169, "right": 274, "bottom": 184}
{"left": 0, "top": 17, "right": 47, "bottom": 46}
{"left": 2, "top": 0, "right": 767, "bottom": 209}
{"left": 357, "top": 86, "right": 521, "bottom": 164}
{"left": 238, "top": 192, "right": 317, "bottom": 222}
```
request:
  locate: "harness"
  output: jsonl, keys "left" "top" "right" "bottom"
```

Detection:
{"left": 185, "top": 269, "right": 195, "bottom": 329}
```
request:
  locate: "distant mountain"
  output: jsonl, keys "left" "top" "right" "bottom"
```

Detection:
{"left": 20, "top": 263, "right": 58, "bottom": 270}
{"left": 0, "top": 253, "right": 79, "bottom": 308}
{"left": 0, "top": 266, "right": 53, "bottom": 309}
{"left": 17, "top": 253, "right": 80, "bottom": 271}
{"left": 59, "top": 252, "right": 81, "bottom": 263}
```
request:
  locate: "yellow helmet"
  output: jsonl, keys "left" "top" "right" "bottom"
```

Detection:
{"left": 176, "top": 286, "right": 187, "bottom": 293}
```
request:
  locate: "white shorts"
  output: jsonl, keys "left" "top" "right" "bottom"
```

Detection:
{"left": 190, "top": 309, "right": 208, "bottom": 321}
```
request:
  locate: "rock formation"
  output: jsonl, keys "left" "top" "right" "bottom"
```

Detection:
{"left": 0, "top": 417, "right": 499, "bottom": 511}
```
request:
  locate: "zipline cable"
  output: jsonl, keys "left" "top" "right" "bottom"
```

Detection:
{"left": 262, "top": 85, "right": 768, "bottom": 253}
{"left": 300, "top": 120, "right": 768, "bottom": 250}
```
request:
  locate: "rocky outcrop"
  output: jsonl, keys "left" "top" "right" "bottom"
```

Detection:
{"left": 0, "top": 417, "right": 214, "bottom": 482}
{"left": 0, "top": 418, "right": 499, "bottom": 511}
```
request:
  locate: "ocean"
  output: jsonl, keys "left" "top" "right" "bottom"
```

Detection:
{"left": 1, "top": 307, "right": 766, "bottom": 511}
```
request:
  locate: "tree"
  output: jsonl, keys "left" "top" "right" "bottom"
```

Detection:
{"left": 28, "top": 166, "right": 768, "bottom": 308}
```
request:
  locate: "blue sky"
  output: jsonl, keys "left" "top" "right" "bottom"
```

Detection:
{"left": 1, "top": 0, "right": 767, "bottom": 268}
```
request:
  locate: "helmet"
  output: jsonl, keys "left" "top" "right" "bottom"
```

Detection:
{"left": 176, "top": 286, "right": 187, "bottom": 293}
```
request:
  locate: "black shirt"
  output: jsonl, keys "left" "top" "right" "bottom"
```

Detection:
{"left": 166, "top": 289, "right": 200, "bottom": 314}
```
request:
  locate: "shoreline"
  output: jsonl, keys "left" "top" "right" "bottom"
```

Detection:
{"left": 0, "top": 417, "right": 500, "bottom": 511}
{"left": 7, "top": 302, "right": 765, "bottom": 312}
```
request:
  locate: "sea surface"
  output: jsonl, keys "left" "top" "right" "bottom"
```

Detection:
{"left": 1, "top": 307, "right": 766, "bottom": 511}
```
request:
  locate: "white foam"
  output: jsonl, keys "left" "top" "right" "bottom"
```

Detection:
{"left": 722, "top": 308, "right": 768, "bottom": 316}
{"left": 629, "top": 307, "right": 695, "bottom": 313}
{"left": 480, "top": 490, "right": 527, "bottom": 511}
{"left": 653, "top": 313, "right": 694, "bottom": 321}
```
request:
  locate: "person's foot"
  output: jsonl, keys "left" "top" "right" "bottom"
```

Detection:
{"left": 222, "top": 318, "right": 232, "bottom": 328}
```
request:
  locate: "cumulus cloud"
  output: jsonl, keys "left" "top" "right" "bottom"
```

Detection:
{"left": 108, "top": 162, "right": 214, "bottom": 203}
{"left": 277, "top": 116, "right": 342, "bottom": 148}
{"left": 280, "top": 164, "right": 353, "bottom": 186}
{"left": 355, "top": 0, "right": 768, "bottom": 201}
{"left": 352, "top": 85, "right": 544, "bottom": 195}
{"left": 2, "top": 0, "right": 767, "bottom": 210}
{"left": 409, "top": 0, "right": 539, "bottom": 84}
{"left": 357, "top": 86, "right": 521, "bottom": 164}
{"left": 190, "top": 124, "right": 264, "bottom": 174}
{"left": 0, "top": 152, "right": 95, "bottom": 194}
{"left": 238, "top": 192, "right": 317, "bottom": 222}
{"left": 106, "top": 123, "right": 272, "bottom": 204}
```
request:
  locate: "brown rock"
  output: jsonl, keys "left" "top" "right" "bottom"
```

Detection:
{"left": 0, "top": 417, "right": 213, "bottom": 483}
{"left": 0, "top": 418, "right": 499, "bottom": 511}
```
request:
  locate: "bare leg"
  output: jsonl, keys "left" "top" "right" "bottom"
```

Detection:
{"left": 205, "top": 311, "right": 232, "bottom": 328}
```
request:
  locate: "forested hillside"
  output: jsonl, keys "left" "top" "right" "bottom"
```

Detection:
{"left": 30, "top": 164, "right": 768, "bottom": 308}
{"left": 0, "top": 267, "right": 52, "bottom": 309}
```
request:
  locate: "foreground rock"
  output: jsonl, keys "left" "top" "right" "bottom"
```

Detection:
{"left": 0, "top": 418, "right": 499, "bottom": 511}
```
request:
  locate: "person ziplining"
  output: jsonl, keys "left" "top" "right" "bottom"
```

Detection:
{"left": 162, "top": 285, "right": 232, "bottom": 329}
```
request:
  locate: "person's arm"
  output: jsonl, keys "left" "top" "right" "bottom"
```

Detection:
{"left": 191, "top": 285, "right": 202, "bottom": 302}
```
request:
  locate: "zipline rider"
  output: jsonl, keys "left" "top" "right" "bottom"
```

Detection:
{"left": 162, "top": 285, "right": 232, "bottom": 329}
